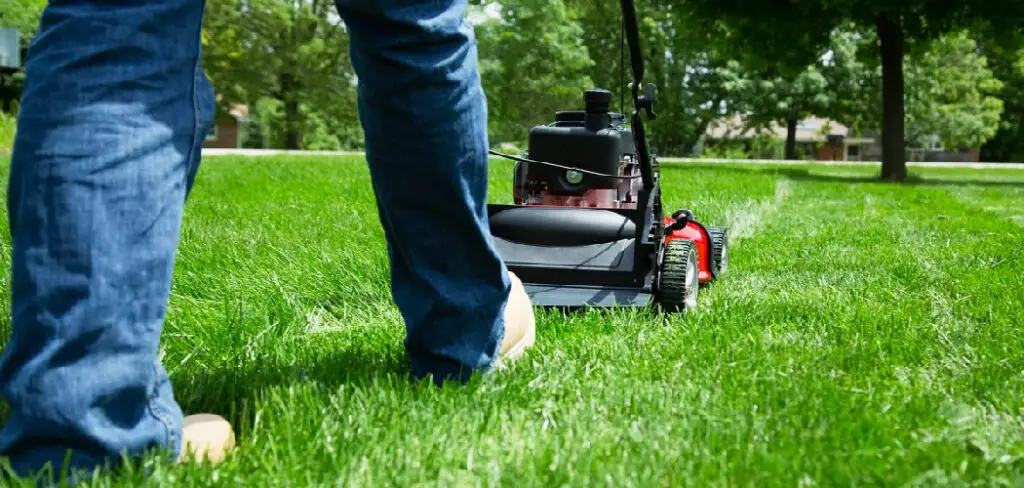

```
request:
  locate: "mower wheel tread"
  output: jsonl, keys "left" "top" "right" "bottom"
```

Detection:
{"left": 708, "top": 227, "right": 728, "bottom": 277}
{"left": 659, "top": 239, "right": 698, "bottom": 312}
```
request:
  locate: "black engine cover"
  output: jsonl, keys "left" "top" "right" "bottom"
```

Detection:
{"left": 522, "top": 88, "right": 630, "bottom": 196}
{"left": 527, "top": 125, "right": 622, "bottom": 194}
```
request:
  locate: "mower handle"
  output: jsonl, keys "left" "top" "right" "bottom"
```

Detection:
{"left": 619, "top": 0, "right": 656, "bottom": 191}
{"left": 621, "top": 0, "right": 645, "bottom": 89}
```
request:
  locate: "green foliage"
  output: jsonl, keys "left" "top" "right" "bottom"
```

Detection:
{"left": 474, "top": 0, "right": 594, "bottom": 146}
{"left": 674, "top": 0, "right": 1024, "bottom": 174}
{"left": 749, "top": 67, "right": 832, "bottom": 125}
{"left": 980, "top": 35, "right": 1024, "bottom": 162}
{"left": 749, "top": 134, "right": 786, "bottom": 159}
{"left": 652, "top": 34, "right": 741, "bottom": 155}
{"left": 701, "top": 141, "right": 750, "bottom": 160}
{"left": 202, "top": 0, "right": 359, "bottom": 150}
{"left": 683, "top": 0, "right": 1024, "bottom": 75}
{"left": 0, "top": 0, "right": 46, "bottom": 40}
{"left": 700, "top": 134, "right": 785, "bottom": 160}
{"left": 820, "top": 27, "right": 879, "bottom": 134}
{"left": 3, "top": 0, "right": 1023, "bottom": 161}
{"left": 242, "top": 101, "right": 272, "bottom": 149}
{"left": 829, "top": 28, "right": 1005, "bottom": 151}
{"left": 722, "top": 60, "right": 833, "bottom": 154}
{"left": 905, "top": 31, "right": 1004, "bottom": 150}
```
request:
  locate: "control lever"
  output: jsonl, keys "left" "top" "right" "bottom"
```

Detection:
{"left": 628, "top": 82, "right": 657, "bottom": 120}
{"left": 667, "top": 209, "right": 694, "bottom": 232}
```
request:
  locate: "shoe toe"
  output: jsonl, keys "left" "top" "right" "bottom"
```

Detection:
{"left": 499, "top": 271, "right": 536, "bottom": 362}
{"left": 180, "top": 414, "right": 236, "bottom": 464}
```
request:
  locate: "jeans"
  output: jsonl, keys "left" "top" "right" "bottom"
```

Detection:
{"left": 0, "top": 0, "right": 509, "bottom": 480}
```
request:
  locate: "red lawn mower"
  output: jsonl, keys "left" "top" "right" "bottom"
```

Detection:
{"left": 485, "top": 0, "right": 728, "bottom": 312}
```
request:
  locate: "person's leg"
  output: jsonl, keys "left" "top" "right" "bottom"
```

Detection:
{"left": 0, "top": 0, "right": 229, "bottom": 481}
{"left": 332, "top": 0, "right": 534, "bottom": 384}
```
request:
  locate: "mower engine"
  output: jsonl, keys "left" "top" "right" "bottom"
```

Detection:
{"left": 513, "top": 89, "right": 645, "bottom": 209}
{"left": 486, "top": 83, "right": 728, "bottom": 310}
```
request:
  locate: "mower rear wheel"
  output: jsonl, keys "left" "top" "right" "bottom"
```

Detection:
{"left": 658, "top": 239, "right": 699, "bottom": 312}
{"left": 708, "top": 227, "right": 728, "bottom": 276}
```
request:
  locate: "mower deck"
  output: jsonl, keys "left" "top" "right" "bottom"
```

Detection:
{"left": 488, "top": 203, "right": 721, "bottom": 312}
{"left": 521, "top": 284, "right": 653, "bottom": 308}
{"left": 488, "top": 204, "right": 660, "bottom": 308}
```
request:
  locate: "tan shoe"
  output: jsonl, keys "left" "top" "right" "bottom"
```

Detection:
{"left": 178, "top": 414, "right": 236, "bottom": 464}
{"left": 496, "top": 271, "right": 536, "bottom": 366}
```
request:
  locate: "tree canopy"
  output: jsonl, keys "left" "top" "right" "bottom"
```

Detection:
{"left": 674, "top": 0, "right": 1024, "bottom": 179}
{"left": 1, "top": 0, "right": 1023, "bottom": 170}
{"left": 474, "top": 0, "right": 594, "bottom": 147}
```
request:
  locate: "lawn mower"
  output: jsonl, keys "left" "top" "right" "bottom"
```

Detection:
{"left": 485, "top": 0, "right": 728, "bottom": 311}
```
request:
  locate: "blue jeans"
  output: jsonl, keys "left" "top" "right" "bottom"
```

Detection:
{"left": 0, "top": 0, "right": 509, "bottom": 481}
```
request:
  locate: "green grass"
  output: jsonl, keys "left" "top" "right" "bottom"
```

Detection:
{"left": 1, "top": 156, "right": 1024, "bottom": 486}
{"left": 0, "top": 112, "right": 15, "bottom": 153}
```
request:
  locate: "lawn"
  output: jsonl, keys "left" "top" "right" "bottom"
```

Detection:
{"left": 0, "top": 155, "right": 1023, "bottom": 486}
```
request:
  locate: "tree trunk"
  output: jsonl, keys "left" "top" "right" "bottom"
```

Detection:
{"left": 785, "top": 118, "right": 798, "bottom": 160}
{"left": 284, "top": 99, "right": 301, "bottom": 150}
{"left": 279, "top": 71, "right": 302, "bottom": 150}
{"left": 876, "top": 12, "right": 907, "bottom": 182}
{"left": 691, "top": 119, "right": 714, "bottom": 156}
{"left": 690, "top": 99, "right": 724, "bottom": 155}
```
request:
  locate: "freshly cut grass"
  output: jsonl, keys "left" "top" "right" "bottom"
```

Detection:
{"left": 0, "top": 156, "right": 1022, "bottom": 486}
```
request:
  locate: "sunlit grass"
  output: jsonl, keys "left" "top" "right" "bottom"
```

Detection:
{"left": 1, "top": 155, "right": 1023, "bottom": 486}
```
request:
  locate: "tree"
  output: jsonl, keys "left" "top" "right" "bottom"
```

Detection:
{"left": 904, "top": 31, "right": 1004, "bottom": 152}
{"left": 823, "top": 27, "right": 1004, "bottom": 156}
{"left": 979, "top": 34, "right": 1024, "bottom": 162}
{"left": 202, "top": 0, "right": 358, "bottom": 150}
{"left": 677, "top": 0, "right": 1024, "bottom": 180}
{"left": 474, "top": 0, "right": 594, "bottom": 147}
{"left": 820, "top": 27, "right": 878, "bottom": 135}
{"left": 722, "top": 62, "right": 832, "bottom": 159}
{"left": 652, "top": 3, "right": 747, "bottom": 156}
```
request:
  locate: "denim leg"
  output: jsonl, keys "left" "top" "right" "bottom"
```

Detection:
{"left": 332, "top": 0, "right": 510, "bottom": 384}
{"left": 0, "top": 0, "right": 213, "bottom": 480}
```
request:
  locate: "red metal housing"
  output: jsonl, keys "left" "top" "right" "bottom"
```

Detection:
{"left": 663, "top": 217, "right": 714, "bottom": 283}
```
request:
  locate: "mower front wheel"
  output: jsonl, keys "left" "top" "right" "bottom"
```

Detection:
{"left": 658, "top": 239, "right": 699, "bottom": 313}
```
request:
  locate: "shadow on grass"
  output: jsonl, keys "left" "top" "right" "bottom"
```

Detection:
{"left": 659, "top": 163, "right": 792, "bottom": 178}
{"left": 169, "top": 343, "right": 414, "bottom": 434}
{"left": 661, "top": 163, "right": 1024, "bottom": 188}
{"left": 781, "top": 168, "right": 1024, "bottom": 188}
{"left": 786, "top": 168, "right": 1024, "bottom": 188}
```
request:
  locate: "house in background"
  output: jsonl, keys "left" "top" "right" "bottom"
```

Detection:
{"left": 204, "top": 104, "right": 249, "bottom": 149}
{"left": 702, "top": 115, "right": 982, "bottom": 162}
{"left": 703, "top": 115, "right": 876, "bottom": 161}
